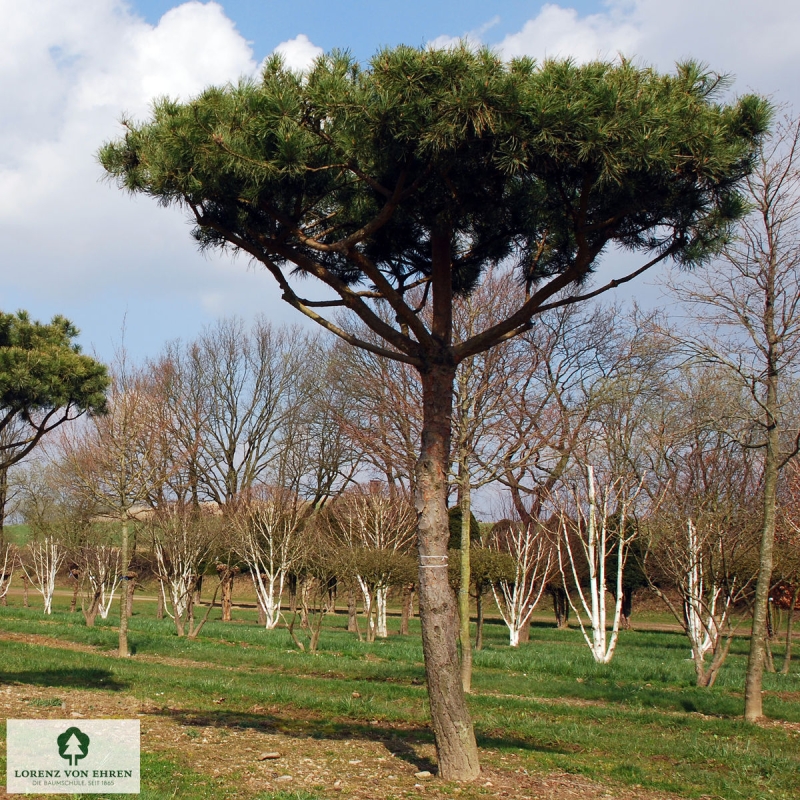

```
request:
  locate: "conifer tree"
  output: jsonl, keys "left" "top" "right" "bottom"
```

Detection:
{"left": 100, "top": 46, "right": 770, "bottom": 780}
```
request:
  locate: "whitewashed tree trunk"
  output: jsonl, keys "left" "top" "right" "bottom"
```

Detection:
{"left": 157, "top": 577, "right": 174, "bottom": 620}
{"left": 237, "top": 496, "right": 302, "bottom": 630}
{"left": 375, "top": 584, "right": 389, "bottom": 638}
{"left": 357, "top": 575, "right": 377, "bottom": 642}
{"left": 649, "top": 518, "right": 739, "bottom": 687}
{"left": 0, "top": 544, "right": 16, "bottom": 603}
{"left": 153, "top": 541, "right": 196, "bottom": 636}
{"left": 491, "top": 523, "right": 550, "bottom": 647}
{"left": 558, "top": 466, "right": 640, "bottom": 664}
{"left": 685, "top": 519, "right": 716, "bottom": 660}
{"left": 250, "top": 567, "right": 285, "bottom": 629}
{"left": 84, "top": 546, "right": 122, "bottom": 620}
{"left": 22, "top": 538, "right": 64, "bottom": 615}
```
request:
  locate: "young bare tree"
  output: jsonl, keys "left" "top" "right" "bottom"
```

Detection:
{"left": 774, "top": 457, "right": 800, "bottom": 672}
{"left": 75, "top": 540, "right": 123, "bottom": 627}
{"left": 19, "top": 537, "right": 64, "bottom": 615}
{"left": 0, "top": 541, "right": 16, "bottom": 605}
{"left": 648, "top": 510, "right": 756, "bottom": 686}
{"left": 636, "top": 362, "right": 761, "bottom": 685}
{"left": 664, "top": 116, "right": 800, "bottom": 720}
{"left": 235, "top": 486, "right": 306, "bottom": 629}
{"left": 488, "top": 519, "right": 551, "bottom": 647}
{"left": 149, "top": 504, "right": 221, "bottom": 637}
{"left": 327, "top": 484, "right": 416, "bottom": 640}
{"left": 17, "top": 458, "right": 128, "bottom": 626}
{"left": 555, "top": 465, "right": 644, "bottom": 664}
{"left": 60, "top": 358, "right": 164, "bottom": 656}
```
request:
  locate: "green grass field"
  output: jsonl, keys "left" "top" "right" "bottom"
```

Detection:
{"left": 1, "top": 587, "right": 799, "bottom": 799}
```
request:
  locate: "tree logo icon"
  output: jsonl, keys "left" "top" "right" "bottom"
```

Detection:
{"left": 57, "top": 727, "right": 90, "bottom": 766}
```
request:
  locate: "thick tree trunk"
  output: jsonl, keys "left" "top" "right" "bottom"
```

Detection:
{"left": 23, "top": 574, "right": 29, "bottom": 608}
{"left": 744, "top": 366, "right": 780, "bottom": 721}
{"left": 518, "top": 617, "right": 531, "bottom": 644}
{"left": 157, "top": 585, "right": 165, "bottom": 620}
{"left": 415, "top": 362, "right": 480, "bottom": 781}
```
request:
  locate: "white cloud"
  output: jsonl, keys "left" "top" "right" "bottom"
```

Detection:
{"left": 0, "top": 1, "right": 268, "bottom": 358}
{"left": 427, "top": 15, "right": 501, "bottom": 51}
{"left": 498, "top": 4, "right": 638, "bottom": 63}
{"left": 494, "top": 1, "right": 800, "bottom": 107}
{"left": 272, "top": 33, "right": 323, "bottom": 74}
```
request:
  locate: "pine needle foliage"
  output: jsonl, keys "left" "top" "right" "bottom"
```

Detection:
{"left": 0, "top": 311, "right": 109, "bottom": 468}
{"left": 101, "top": 46, "right": 770, "bottom": 334}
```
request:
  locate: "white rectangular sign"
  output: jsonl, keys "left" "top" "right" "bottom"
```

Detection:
{"left": 6, "top": 720, "right": 140, "bottom": 794}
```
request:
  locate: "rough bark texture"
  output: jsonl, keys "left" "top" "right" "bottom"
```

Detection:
{"left": 415, "top": 363, "right": 480, "bottom": 781}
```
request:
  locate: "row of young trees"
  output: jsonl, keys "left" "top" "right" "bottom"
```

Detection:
{"left": 7, "top": 241, "right": 800, "bottom": 676}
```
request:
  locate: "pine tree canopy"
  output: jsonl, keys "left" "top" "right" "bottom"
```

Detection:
{"left": 99, "top": 46, "right": 771, "bottom": 366}
{"left": 0, "top": 311, "right": 109, "bottom": 467}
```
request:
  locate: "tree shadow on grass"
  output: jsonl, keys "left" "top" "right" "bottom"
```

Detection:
{"left": 0, "top": 668, "right": 126, "bottom": 691}
{"left": 151, "top": 707, "right": 575, "bottom": 774}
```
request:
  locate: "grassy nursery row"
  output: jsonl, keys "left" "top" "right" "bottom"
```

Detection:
{"left": 1, "top": 587, "right": 800, "bottom": 799}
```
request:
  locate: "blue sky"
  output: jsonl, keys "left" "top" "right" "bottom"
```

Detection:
{"left": 1, "top": 0, "right": 798, "bottom": 364}
{"left": 132, "top": 1, "right": 602, "bottom": 60}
